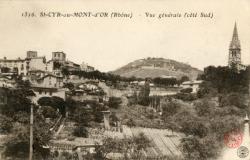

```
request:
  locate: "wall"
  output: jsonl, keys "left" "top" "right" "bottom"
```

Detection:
{"left": 29, "top": 58, "right": 46, "bottom": 71}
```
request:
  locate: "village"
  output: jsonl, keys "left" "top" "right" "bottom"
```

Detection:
{"left": 0, "top": 49, "right": 201, "bottom": 159}
{"left": 0, "top": 12, "right": 249, "bottom": 160}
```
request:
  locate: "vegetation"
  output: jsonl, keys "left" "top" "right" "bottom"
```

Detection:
{"left": 62, "top": 68, "right": 141, "bottom": 83}
{"left": 94, "top": 133, "right": 151, "bottom": 160}
{"left": 37, "top": 96, "right": 67, "bottom": 116}
{"left": 161, "top": 65, "right": 249, "bottom": 160}
{"left": 0, "top": 87, "right": 52, "bottom": 159}
{"left": 153, "top": 77, "right": 178, "bottom": 87}
{"left": 138, "top": 80, "right": 150, "bottom": 106}
{"left": 108, "top": 96, "right": 122, "bottom": 109}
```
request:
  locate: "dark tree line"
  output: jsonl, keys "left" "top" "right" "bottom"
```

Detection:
{"left": 62, "top": 68, "right": 143, "bottom": 83}
{"left": 0, "top": 87, "right": 52, "bottom": 159}
{"left": 198, "top": 65, "right": 250, "bottom": 98}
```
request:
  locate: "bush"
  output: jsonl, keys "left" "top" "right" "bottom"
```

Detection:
{"left": 126, "top": 118, "right": 136, "bottom": 127}
{"left": 108, "top": 97, "right": 122, "bottom": 109}
{"left": 0, "top": 114, "right": 13, "bottom": 133}
{"left": 73, "top": 126, "right": 88, "bottom": 138}
{"left": 41, "top": 106, "right": 58, "bottom": 119}
{"left": 162, "top": 100, "right": 181, "bottom": 120}
{"left": 174, "top": 93, "right": 197, "bottom": 101}
{"left": 180, "top": 88, "right": 193, "bottom": 93}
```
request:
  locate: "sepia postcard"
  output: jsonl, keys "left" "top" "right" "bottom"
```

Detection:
{"left": 0, "top": 0, "right": 250, "bottom": 160}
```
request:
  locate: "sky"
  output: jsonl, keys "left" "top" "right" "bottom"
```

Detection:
{"left": 0, "top": 0, "right": 250, "bottom": 72}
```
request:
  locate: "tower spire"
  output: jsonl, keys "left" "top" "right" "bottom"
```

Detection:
{"left": 230, "top": 22, "right": 241, "bottom": 49}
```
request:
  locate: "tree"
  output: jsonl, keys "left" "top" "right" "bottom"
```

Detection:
{"left": 180, "top": 76, "right": 190, "bottom": 83}
{"left": 40, "top": 106, "right": 58, "bottom": 118}
{"left": 3, "top": 113, "right": 52, "bottom": 159}
{"left": 63, "top": 82, "right": 74, "bottom": 90}
{"left": 162, "top": 99, "right": 181, "bottom": 121}
{"left": 94, "top": 133, "right": 151, "bottom": 160}
{"left": 61, "top": 67, "right": 69, "bottom": 77}
{"left": 138, "top": 79, "right": 150, "bottom": 106}
{"left": 180, "top": 88, "right": 193, "bottom": 93}
{"left": 131, "top": 132, "right": 151, "bottom": 159}
{"left": 108, "top": 97, "right": 122, "bottom": 109}
{"left": 72, "top": 107, "right": 92, "bottom": 127}
{"left": 1, "top": 67, "right": 10, "bottom": 73}
{"left": 37, "top": 96, "right": 67, "bottom": 116}
{"left": 180, "top": 136, "right": 202, "bottom": 160}
{"left": 180, "top": 119, "right": 208, "bottom": 138}
{"left": 94, "top": 137, "right": 118, "bottom": 160}
{"left": 0, "top": 114, "right": 13, "bottom": 133}
{"left": 126, "top": 118, "right": 136, "bottom": 127}
{"left": 73, "top": 126, "right": 88, "bottom": 138}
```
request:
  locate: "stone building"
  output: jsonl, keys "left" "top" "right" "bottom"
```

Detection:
{"left": 52, "top": 51, "right": 66, "bottom": 61}
{"left": 0, "top": 57, "right": 28, "bottom": 75}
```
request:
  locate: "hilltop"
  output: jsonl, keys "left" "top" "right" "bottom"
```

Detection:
{"left": 111, "top": 57, "right": 202, "bottom": 80}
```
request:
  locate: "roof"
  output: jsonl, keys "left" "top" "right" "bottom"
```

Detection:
{"left": 31, "top": 86, "right": 59, "bottom": 91}
{"left": 28, "top": 69, "right": 46, "bottom": 73}
{"left": 160, "top": 75, "right": 177, "bottom": 79}
{"left": 0, "top": 58, "right": 26, "bottom": 62}
{"left": 182, "top": 80, "right": 203, "bottom": 85}
{"left": 230, "top": 22, "right": 241, "bottom": 49}
{"left": 37, "top": 74, "right": 63, "bottom": 80}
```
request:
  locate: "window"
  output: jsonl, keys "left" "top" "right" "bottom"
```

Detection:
{"left": 21, "top": 64, "right": 24, "bottom": 70}
{"left": 49, "top": 91, "right": 52, "bottom": 96}
{"left": 39, "top": 90, "right": 42, "bottom": 94}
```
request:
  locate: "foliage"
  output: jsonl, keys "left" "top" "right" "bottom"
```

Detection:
{"left": 153, "top": 77, "right": 178, "bottom": 86}
{"left": 126, "top": 118, "right": 136, "bottom": 127}
{"left": 180, "top": 76, "right": 190, "bottom": 83}
{"left": 63, "top": 82, "right": 74, "bottom": 90}
{"left": 40, "top": 106, "right": 58, "bottom": 118}
{"left": 108, "top": 96, "right": 122, "bottom": 109}
{"left": 180, "top": 87, "right": 193, "bottom": 93}
{"left": 0, "top": 67, "right": 11, "bottom": 73}
{"left": 37, "top": 96, "right": 66, "bottom": 116}
{"left": 180, "top": 118, "right": 208, "bottom": 138}
{"left": 62, "top": 69, "right": 142, "bottom": 83}
{"left": 194, "top": 99, "right": 215, "bottom": 117}
{"left": 161, "top": 99, "right": 181, "bottom": 120}
{"left": 0, "top": 88, "right": 34, "bottom": 117}
{"left": 219, "top": 92, "right": 247, "bottom": 109}
{"left": 72, "top": 107, "right": 92, "bottom": 127}
{"left": 0, "top": 87, "right": 52, "bottom": 159}
{"left": 67, "top": 99, "right": 108, "bottom": 125}
{"left": 174, "top": 92, "right": 197, "bottom": 101}
{"left": 138, "top": 80, "right": 150, "bottom": 106}
{"left": 61, "top": 67, "right": 70, "bottom": 76}
{"left": 94, "top": 133, "right": 151, "bottom": 160}
{"left": 73, "top": 126, "right": 88, "bottom": 138}
{"left": 0, "top": 114, "right": 13, "bottom": 133}
{"left": 127, "top": 91, "right": 138, "bottom": 106}
{"left": 3, "top": 113, "right": 52, "bottom": 159}
{"left": 200, "top": 65, "right": 249, "bottom": 94}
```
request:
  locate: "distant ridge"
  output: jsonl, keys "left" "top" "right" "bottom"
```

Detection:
{"left": 111, "top": 57, "right": 202, "bottom": 80}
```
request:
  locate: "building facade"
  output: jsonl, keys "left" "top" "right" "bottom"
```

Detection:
{"left": 52, "top": 51, "right": 66, "bottom": 61}
{"left": 81, "top": 62, "right": 95, "bottom": 72}
{"left": 0, "top": 57, "right": 29, "bottom": 75}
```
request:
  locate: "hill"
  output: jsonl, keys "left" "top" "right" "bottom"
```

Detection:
{"left": 111, "top": 57, "right": 202, "bottom": 80}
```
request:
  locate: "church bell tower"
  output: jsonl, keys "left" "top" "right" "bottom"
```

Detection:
{"left": 228, "top": 22, "right": 242, "bottom": 71}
